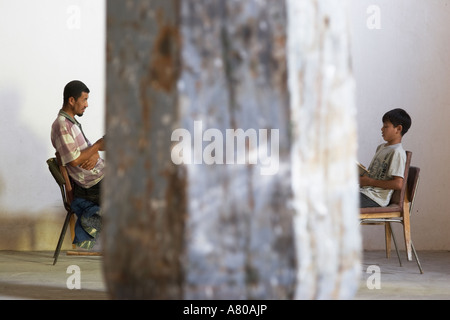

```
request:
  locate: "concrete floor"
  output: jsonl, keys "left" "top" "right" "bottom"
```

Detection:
{"left": 0, "top": 250, "right": 449, "bottom": 300}
{"left": 0, "top": 250, "right": 108, "bottom": 300}
{"left": 356, "top": 250, "right": 450, "bottom": 300}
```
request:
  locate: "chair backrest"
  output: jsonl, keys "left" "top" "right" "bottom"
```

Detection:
{"left": 388, "top": 150, "right": 412, "bottom": 208}
{"left": 406, "top": 166, "right": 420, "bottom": 212}
{"left": 55, "top": 152, "right": 74, "bottom": 204}
{"left": 47, "top": 157, "right": 66, "bottom": 187}
{"left": 47, "top": 153, "right": 74, "bottom": 210}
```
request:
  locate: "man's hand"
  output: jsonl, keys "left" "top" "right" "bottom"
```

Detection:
{"left": 95, "top": 137, "right": 106, "bottom": 151}
{"left": 80, "top": 153, "right": 100, "bottom": 171}
{"left": 68, "top": 137, "right": 105, "bottom": 168}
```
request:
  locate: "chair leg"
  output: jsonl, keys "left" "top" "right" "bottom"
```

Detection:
{"left": 384, "top": 223, "right": 392, "bottom": 258}
{"left": 53, "top": 210, "right": 73, "bottom": 265}
{"left": 385, "top": 222, "right": 402, "bottom": 266}
{"left": 411, "top": 241, "right": 424, "bottom": 274}
{"left": 389, "top": 223, "right": 402, "bottom": 267}
{"left": 403, "top": 215, "right": 413, "bottom": 261}
{"left": 70, "top": 214, "right": 77, "bottom": 249}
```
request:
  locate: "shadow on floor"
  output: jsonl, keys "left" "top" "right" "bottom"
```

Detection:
{"left": 0, "top": 282, "right": 109, "bottom": 300}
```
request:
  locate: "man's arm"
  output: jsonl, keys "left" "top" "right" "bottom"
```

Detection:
{"left": 67, "top": 138, "right": 105, "bottom": 169}
{"left": 359, "top": 175, "right": 403, "bottom": 190}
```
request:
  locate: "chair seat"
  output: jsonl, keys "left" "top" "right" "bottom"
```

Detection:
{"left": 360, "top": 204, "right": 403, "bottom": 219}
{"left": 360, "top": 203, "right": 402, "bottom": 214}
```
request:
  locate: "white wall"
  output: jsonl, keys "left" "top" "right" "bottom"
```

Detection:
{"left": 350, "top": 0, "right": 450, "bottom": 250}
{"left": 0, "top": 0, "right": 105, "bottom": 249}
{"left": 1, "top": 0, "right": 449, "bottom": 251}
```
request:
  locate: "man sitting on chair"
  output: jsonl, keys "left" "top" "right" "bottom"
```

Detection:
{"left": 51, "top": 80, "right": 105, "bottom": 249}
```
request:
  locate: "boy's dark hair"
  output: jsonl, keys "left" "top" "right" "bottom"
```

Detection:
{"left": 382, "top": 108, "right": 412, "bottom": 136}
{"left": 63, "top": 80, "right": 90, "bottom": 105}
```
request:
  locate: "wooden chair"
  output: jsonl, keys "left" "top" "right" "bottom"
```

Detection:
{"left": 360, "top": 151, "right": 423, "bottom": 273}
{"left": 47, "top": 154, "right": 76, "bottom": 265}
{"left": 47, "top": 154, "right": 102, "bottom": 264}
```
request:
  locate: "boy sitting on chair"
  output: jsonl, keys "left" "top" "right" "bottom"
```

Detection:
{"left": 360, "top": 108, "right": 412, "bottom": 208}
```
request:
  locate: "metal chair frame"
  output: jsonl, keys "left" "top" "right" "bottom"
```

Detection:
{"left": 47, "top": 156, "right": 75, "bottom": 265}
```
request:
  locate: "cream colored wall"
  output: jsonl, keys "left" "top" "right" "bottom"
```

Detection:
{"left": 350, "top": 0, "right": 450, "bottom": 250}
{"left": 0, "top": 0, "right": 105, "bottom": 250}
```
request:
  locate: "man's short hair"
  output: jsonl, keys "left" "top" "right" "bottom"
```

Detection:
{"left": 382, "top": 108, "right": 412, "bottom": 136}
{"left": 63, "top": 80, "right": 90, "bottom": 105}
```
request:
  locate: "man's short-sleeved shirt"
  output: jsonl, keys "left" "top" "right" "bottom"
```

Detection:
{"left": 360, "top": 143, "right": 406, "bottom": 207}
{"left": 51, "top": 110, "right": 105, "bottom": 188}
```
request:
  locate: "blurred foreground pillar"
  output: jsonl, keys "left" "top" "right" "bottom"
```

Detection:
{"left": 103, "top": 0, "right": 361, "bottom": 300}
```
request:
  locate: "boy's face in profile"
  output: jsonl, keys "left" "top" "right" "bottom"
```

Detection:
{"left": 381, "top": 121, "right": 402, "bottom": 145}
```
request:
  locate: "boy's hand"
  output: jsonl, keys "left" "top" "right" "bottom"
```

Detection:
{"left": 359, "top": 175, "right": 372, "bottom": 187}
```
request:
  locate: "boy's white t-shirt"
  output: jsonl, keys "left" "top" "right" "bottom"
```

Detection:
{"left": 360, "top": 143, "right": 406, "bottom": 206}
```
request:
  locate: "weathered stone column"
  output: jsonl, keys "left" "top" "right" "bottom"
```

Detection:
{"left": 103, "top": 0, "right": 360, "bottom": 300}
{"left": 103, "top": 0, "right": 185, "bottom": 299}
{"left": 286, "top": 0, "right": 361, "bottom": 299}
{"left": 177, "top": 0, "right": 294, "bottom": 300}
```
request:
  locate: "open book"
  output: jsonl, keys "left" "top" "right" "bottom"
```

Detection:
{"left": 357, "top": 162, "right": 369, "bottom": 176}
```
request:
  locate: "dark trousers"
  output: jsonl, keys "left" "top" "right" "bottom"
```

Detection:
{"left": 73, "top": 180, "right": 102, "bottom": 206}
{"left": 360, "top": 192, "right": 381, "bottom": 208}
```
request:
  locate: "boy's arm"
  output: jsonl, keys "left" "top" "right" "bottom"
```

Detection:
{"left": 359, "top": 175, "right": 403, "bottom": 190}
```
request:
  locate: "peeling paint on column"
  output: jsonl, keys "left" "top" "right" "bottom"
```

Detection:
{"left": 179, "top": 0, "right": 295, "bottom": 300}
{"left": 103, "top": 0, "right": 186, "bottom": 300}
{"left": 104, "top": 0, "right": 360, "bottom": 300}
{"left": 287, "top": 0, "right": 361, "bottom": 299}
